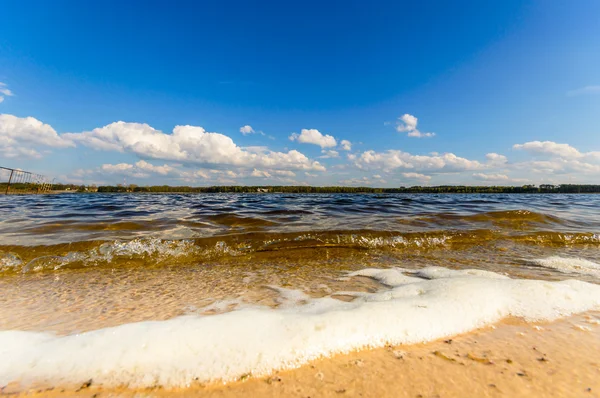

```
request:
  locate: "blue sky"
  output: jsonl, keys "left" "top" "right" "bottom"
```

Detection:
{"left": 1, "top": 0, "right": 599, "bottom": 186}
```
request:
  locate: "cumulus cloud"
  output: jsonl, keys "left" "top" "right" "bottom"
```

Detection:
{"left": 239, "top": 125, "right": 255, "bottom": 135}
{"left": 340, "top": 140, "right": 352, "bottom": 151}
{"left": 513, "top": 158, "right": 600, "bottom": 175}
{"left": 0, "top": 82, "right": 14, "bottom": 103}
{"left": 320, "top": 150, "right": 339, "bottom": 159}
{"left": 510, "top": 141, "right": 600, "bottom": 179}
{"left": 339, "top": 175, "right": 387, "bottom": 186}
{"left": 402, "top": 172, "right": 432, "bottom": 182}
{"left": 339, "top": 177, "right": 371, "bottom": 186}
{"left": 102, "top": 163, "right": 134, "bottom": 173}
{"left": 513, "top": 141, "right": 582, "bottom": 158}
{"left": 64, "top": 122, "right": 325, "bottom": 172}
{"left": 134, "top": 160, "right": 175, "bottom": 175}
{"left": 100, "top": 160, "right": 176, "bottom": 178}
{"left": 353, "top": 150, "right": 483, "bottom": 173}
{"left": 504, "top": 140, "right": 600, "bottom": 181}
{"left": 91, "top": 160, "right": 299, "bottom": 184}
{"left": 0, "top": 114, "right": 74, "bottom": 158}
{"left": 271, "top": 170, "right": 296, "bottom": 177}
{"left": 485, "top": 153, "right": 508, "bottom": 166}
{"left": 249, "top": 169, "right": 296, "bottom": 178}
{"left": 473, "top": 173, "right": 510, "bottom": 181}
{"left": 2, "top": 147, "right": 43, "bottom": 159}
{"left": 289, "top": 129, "right": 337, "bottom": 148}
{"left": 396, "top": 114, "right": 435, "bottom": 138}
{"left": 251, "top": 169, "right": 271, "bottom": 178}
{"left": 567, "top": 86, "right": 600, "bottom": 96}
{"left": 0, "top": 114, "right": 73, "bottom": 148}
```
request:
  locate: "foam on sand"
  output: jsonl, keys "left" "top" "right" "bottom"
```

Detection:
{"left": 530, "top": 256, "right": 600, "bottom": 277}
{"left": 2, "top": 266, "right": 600, "bottom": 389}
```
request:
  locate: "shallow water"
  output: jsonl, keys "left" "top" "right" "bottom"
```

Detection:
{"left": 2, "top": 193, "right": 600, "bottom": 269}
{"left": 1, "top": 193, "right": 600, "bottom": 389}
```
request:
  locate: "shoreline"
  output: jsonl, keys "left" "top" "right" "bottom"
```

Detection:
{"left": 4, "top": 311, "right": 599, "bottom": 397}
{"left": 4, "top": 191, "right": 600, "bottom": 195}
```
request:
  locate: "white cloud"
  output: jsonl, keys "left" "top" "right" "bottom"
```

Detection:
{"left": 402, "top": 172, "right": 432, "bottom": 182}
{"left": 99, "top": 161, "right": 176, "bottom": 179}
{"left": 289, "top": 129, "right": 337, "bottom": 148}
{"left": 0, "top": 114, "right": 74, "bottom": 158}
{"left": 567, "top": 85, "right": 600, "bottom": 96}
{"left": 339, "top": 177, "right": 371, "bottom": 185}
{"left": 513, "top": 141, "right": 582, "bottom": 158}
{"left": 340, "top": 140, "right": 352, "bottom": 151}
{"left": 97, "top": 164, "right": 299, "bottom": 183}
{"left": 134, "top": 160, "right": 175, "bottom": 175}
{"left": 243, "top": 146, "right": 269, "bottom": 153}
{"left": 458, "top": 140, "right": 600, "bottom": 182}
{"left": 485, "top": 153, "right": 508, "bottom": 165}
{"left": 473, "top": 173, "right": 510, "bottom": 181}
{"left": 320, "top": 150, "right": 339, "bottom": 159}
{"left": 338, "top": 175, "right": 387, "bottom": 186}
{"left": 396, "top": 114, "right": 435, "bottom": 138}
{"left": 64, "top": 122, "right": 325, "bottom": 172}
{"left": 510, "top": 141, "right": 600, "bottom": 179}
{"left": 396, "top": 114, "right": 417, "bottom": 132}
{"left": 191, "top": 170, "right": 210, "bottom": 179}
{"left": 2, "top": 147, "right": 42, "bottom": 159}
{"left": 250, "top": 168, "right": 297, "bottom": 180}
{"left": 251, "top": 169, "right": 271, "bottom": 178}
{"left": 271, "top": 170, "right": 296, "bottom": 177}
{"left": 240, "top": 125, "right": 255, "bottom": 135}
{"left": 353, "top": 150, "right": 483, "bottom": 173}
{"left": 0, "top": 114, "right": 73, "bottom": 148}
{"left": 513, "top": 158, "right": 600, "bottom": 175}
{"left": 102, "top": 163, "right": 135, "bottom": 173}
{"left": 0, "top": 82, "right": 14, "bottom": 103}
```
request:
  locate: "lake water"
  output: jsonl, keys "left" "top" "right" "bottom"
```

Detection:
{"left": 1, "top": 193, "right": 600, "bottom": 389}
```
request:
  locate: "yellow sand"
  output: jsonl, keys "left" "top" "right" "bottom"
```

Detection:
{"left": 4, "top": 312, "right": 599, "bottom": 397}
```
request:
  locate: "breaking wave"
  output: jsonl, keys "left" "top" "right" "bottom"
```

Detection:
{"left": 2, "top": 229, "right": 600, "bottom": 274}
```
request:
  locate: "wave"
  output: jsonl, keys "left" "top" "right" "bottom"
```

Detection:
{"left": 414, "top": 209, "right": 570, "bottom": 227}
{"left": 529, "top": 256, "right": 600, "bottom": 277}
{"left": 0, "top": 239, "right": 197, "bottom": 273}
{"left": 1, "top": 266, "right": 599, "bottom": 389}
{"left": 2, "top": 230, "right": 600, "bottom": 274}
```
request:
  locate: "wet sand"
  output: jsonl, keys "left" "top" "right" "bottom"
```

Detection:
{"left": 5, "top": 312, "right": 599, "bottom": 397}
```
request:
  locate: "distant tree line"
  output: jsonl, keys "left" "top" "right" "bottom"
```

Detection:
{"left": 0, "top": 182, "right": 96, "bottom": 193}
{"left": 92, "top": 184, "right": 600, "bottom": 194}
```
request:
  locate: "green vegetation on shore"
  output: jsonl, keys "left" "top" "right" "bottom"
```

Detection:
{"left": 94, "top": 184, "right": 600, "bottom": 194}
{"left": 3, "top": 182, "right": 600, "bottom": 194}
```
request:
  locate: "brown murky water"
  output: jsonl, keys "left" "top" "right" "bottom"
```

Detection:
{"left": 1, "top": 193, "right": 600, "bottom": 333}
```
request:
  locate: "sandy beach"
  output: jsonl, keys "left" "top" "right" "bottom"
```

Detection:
{"left": 4, "top": 311, "right": 599, "bottom": 397}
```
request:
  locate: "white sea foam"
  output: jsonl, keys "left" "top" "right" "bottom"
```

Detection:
{"left": 530, "top": 256, "right": 600, "bottom": 277}
{"left": 0, "top": 252, "right": 22, "bottom": 269}
{"left": 1, "top": 266, "right": 600, "bottom": 389}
